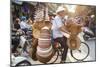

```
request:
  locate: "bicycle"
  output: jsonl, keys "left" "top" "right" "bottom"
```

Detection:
{"left": 47, "top": 35, "right": 90, "bottom": 63}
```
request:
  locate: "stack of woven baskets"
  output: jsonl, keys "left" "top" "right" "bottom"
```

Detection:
{"left": 36, "top": 26, "right": 54, "bottom": 63}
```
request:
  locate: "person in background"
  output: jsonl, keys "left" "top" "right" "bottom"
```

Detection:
{"left": 12, "top": 18, "right": 21, "bottom": 53}
{"left": 48, "top": 13, "right": 55, "bottom": 22}
{"left": 20, "top": 16, "right": 28, "bottom": 34}
{"left": 51, "top": 6, "right": 70, "bottom": 63}
{"left": 26, "top": 17, "right": 33, "bottom": 30}
{"left": 14, "top": 18, "right": 21, "bottom": 30}
{"left": 89, "top": 15, "right": 96, "bottom": 36}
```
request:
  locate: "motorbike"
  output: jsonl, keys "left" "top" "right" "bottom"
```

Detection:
{"left": 11, "top": 54, "right": 31, "bottom": 66}
{"left": 11, "top": 29, "right": 32, "bottom": 66}
{"left": 83, "top": 27, "right": 95, "bottom": 41}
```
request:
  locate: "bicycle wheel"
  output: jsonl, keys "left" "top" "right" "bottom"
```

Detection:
{"left": 70, "top": 42, "right": 90, "bottom": 61}
{"left": 47, "top": 49, "right": 59, "bottom": 64}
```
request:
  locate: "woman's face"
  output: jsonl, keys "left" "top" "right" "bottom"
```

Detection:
{"left": 58, "top": 11, "right": 66, "bottom": 18}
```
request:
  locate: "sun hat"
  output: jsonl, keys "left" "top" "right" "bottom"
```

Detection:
{"left": 56, "top": 6, "right": 65, "bottom": 14}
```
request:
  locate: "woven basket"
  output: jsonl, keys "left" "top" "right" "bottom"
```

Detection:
{"left": 67, "top": 36, "right": 81, "bottom": 50}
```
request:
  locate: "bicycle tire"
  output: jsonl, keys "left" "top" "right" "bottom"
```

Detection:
{"left": 70, "top": 42, "right": 90, "bottom": 61}
{"left": 48, "top": 49, "right": 59, "bottom": 64}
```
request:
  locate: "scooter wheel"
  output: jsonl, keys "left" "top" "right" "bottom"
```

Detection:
{"left": 83, "top": 35, "right": 89, "bottom": 41}
{"left": 15, "top": 60, "right": 31, "bottom": 66}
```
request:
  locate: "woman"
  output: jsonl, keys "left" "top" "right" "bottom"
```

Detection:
{"left": 51, "top": 6, "right": 70, "bottom": 63}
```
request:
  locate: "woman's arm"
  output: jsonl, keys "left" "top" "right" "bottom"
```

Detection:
{"left": 59, "top": 25, "right": 70, "bottom": 34}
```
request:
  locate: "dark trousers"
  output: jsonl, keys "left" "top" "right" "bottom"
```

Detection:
{"left": 54, "top": 36, "right": 68, "bottom": 61}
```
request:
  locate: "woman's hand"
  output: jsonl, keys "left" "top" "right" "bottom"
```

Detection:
{"left": 61, "top": 31, "right": 70, "bottom": 38}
